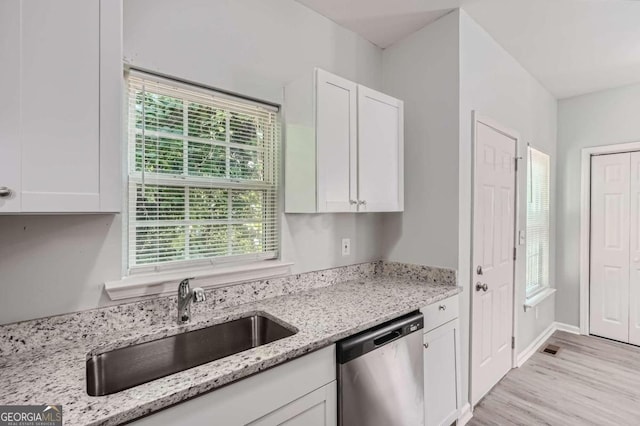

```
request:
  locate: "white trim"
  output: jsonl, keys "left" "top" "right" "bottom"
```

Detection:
{"left": 554, "top": 321, "right": 580, "bottom": 335}
{"left": 458, "top": 403, "right": 473, "bottom": 426}
{"left": 516, "top": 321, "right": 580, "bottom": 368}
{"left": 579, "top": 141, "right": 640, "bottom": 335}
{"left": 524, "top": 287, "right": 556, "bottom": 311}
{"left": 105, "top": 260, "right": 293, "bottom": 300}
{"left": 516, "top": 321, "right": 556, "bottom": 367}
{"left": 469, "top": 111, "right": 520, "bottom": 406}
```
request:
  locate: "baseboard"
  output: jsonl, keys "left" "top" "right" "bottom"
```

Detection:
{"left": 516, "top": 322, "right": 582, "bottom": 368}
{"left": 554, "top": 322, "right": 581, "bottom": 334}
{"left": 458, "top": 402, "right": 472, "bottom": 425}
{"left": 516, "top": 322, "right": 556, "bottom": 367}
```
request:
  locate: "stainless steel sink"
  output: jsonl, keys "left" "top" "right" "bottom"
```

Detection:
{"left": 86, "top": 314, "right": 296, "bottom": 396}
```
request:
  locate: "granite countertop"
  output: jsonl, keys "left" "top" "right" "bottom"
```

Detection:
{"left": 0, "top": 262, "right": 460, "bottom": 426}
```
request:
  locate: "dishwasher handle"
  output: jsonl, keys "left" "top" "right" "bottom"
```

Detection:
{"left": 373, "top": 329, "right": 402, "bottom": 347}
{"left": 337, "top": 311, "right": 424, "bottom": 364}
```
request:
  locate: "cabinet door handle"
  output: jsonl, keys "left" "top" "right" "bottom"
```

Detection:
{"left": 349, "top": 200, "right": 358, "bottom": 205}
{"left": 0, "top": 187, "right": 12, "bottom": 198}
{"left": 423, "top": 343, "right": 429, "bottom": 349}
{"left": 439, "top": 305, "right": 446, "bottom": 311}
{"left": 357, "top": 200, "right": 367, "bottom": 206}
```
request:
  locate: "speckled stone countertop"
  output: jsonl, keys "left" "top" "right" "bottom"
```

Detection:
{"left": 0, "top": 261, "right": 459, "bottom": 426}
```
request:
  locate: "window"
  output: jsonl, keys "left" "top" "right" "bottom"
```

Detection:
{"left": 526, "top": 146, "right": 550, "bottom": 296}
{"left": 126, "top": 72, "right": 280, "bottom": 274}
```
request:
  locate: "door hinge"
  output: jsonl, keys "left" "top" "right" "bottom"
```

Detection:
{"left": 511, "top": 336, "right": 515, "bottom": 349}
{"left": 513, "top": 247, "right": 517, "bottom": 261}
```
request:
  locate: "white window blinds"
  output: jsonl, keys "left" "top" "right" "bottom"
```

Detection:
{"left": 526, "top": 146, "right": 550, "bottom": 296}
{"left": 126, "top": 72, "right": 280, "bottom": 273}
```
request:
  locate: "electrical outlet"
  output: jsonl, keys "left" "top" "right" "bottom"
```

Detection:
{"left": 341, "top": 238, "right": 351, "bottom": 256}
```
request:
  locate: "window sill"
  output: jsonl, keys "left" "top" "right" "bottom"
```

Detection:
{"left": 104, "top": 260, "right": 293, "bottom": 301}
{"left": 524, "top": 288, "right": 556, "bottom": 311}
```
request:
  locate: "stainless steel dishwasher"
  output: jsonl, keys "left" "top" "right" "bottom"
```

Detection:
{"left": 337, "top": 311, "right": 425, "bottom": 426}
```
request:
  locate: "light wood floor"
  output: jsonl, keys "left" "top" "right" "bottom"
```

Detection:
{"left": 469, "top": 331, "right": 640, "bottom": 425}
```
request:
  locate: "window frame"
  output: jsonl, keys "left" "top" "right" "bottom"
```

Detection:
{"left": 525, "top": 145, "right": 551, "bottom": 298}
{"left": 122, "top": 70, "right": 283, "bottom": 279}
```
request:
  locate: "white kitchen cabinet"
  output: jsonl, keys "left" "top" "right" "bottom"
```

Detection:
{"left": 316, "top": 70, "right": 358, "bottom": 213}
{"left": 284, "top": 68, "right": 403, "bottom": 213}
{"left": 421, "top": 296, "right": 461, "bottom": 426}
{"left": 249, "top": 381, "right": 336, "bottom": 426}
{"left": 130, "top": 345, "right": 336, "bottom": 426}
{"left": 357, "top": 85, "right": 404, "bottom": 212}
{"left": 0, "top": 0, "right": 121, "bottom": 214}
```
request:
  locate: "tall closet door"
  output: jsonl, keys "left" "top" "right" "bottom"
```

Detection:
{"left": 629, "top": 152, "right": 640, "bottom": 345}
{"left": 590, "top": 153, "right": 631, "bottom": 342}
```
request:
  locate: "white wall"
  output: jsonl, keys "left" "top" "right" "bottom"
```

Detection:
{"left": 381, "top": 10, "right": 558, "bottom": 409}
{"left": 381, "top": 10, "right": 460, "bottom": 269}
{"left": 459, "top": 10, "right": 558, "bottom": 395}
{"left": 0, "top": 0, "right": 386, "bottom": 325}
{"left": 556, "top": 83, "right": 640, "bottom": 326}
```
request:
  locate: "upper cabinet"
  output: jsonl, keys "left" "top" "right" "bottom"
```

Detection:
{"left": 284, "top": 69, "right": 403, "bottom": 213}
{"left": 0, "top": 0, "right": 122, "bottom": 214}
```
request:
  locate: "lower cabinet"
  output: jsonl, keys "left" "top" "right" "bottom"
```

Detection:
{"left": 421, "top": 296, "right": 461, "bottom": 426}
{"left": 130, "top": 345, "right": 336, "bottom": 426}
{"left": 249, "top": 382, "right": 336, "bottom": 426}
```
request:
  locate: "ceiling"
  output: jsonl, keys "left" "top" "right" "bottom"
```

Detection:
{"left": 462, "top": 0, "right": 640, "bottom": 98}
{"left": 294, "top": 0, "right": 461, "bottom": 48}
{"left": 296, "top": 0, "right": 640, "bottom": 99}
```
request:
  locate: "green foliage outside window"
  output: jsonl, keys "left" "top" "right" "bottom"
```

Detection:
{"left": 129, "top": 83, "right": 277, "bottom": 268}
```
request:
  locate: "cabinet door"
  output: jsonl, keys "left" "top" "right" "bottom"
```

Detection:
{"left": 249, "top": 381, "right": 337, "bottom": 426}
{"left": 424, "top": 319, "right": 460, "bottom": 426}
{"left": 20, "top": 0, "right": 101, "bottom": 212}
{"left": 357, "top": 86, "right": 403, "bottom": 212}
{"left": 0, "top": 0, "right": 22, "bottom": 212}
{"left": 316, "top": 69, "right": 358, "bottom": 212}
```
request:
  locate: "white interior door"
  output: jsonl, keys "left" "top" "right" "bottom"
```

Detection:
{"left": 316, "top": 69, "right": 357, "bottom": 212}
{"left": 590, "top": 153, "right": 630, "bottom": 342}
{"left": 630, "top": 152, "right": 640, "bottom": 345}
{"left": 471, "top": 120, "right": 516, "bottom": 406}
{"left": 356, "top": 85, "right": 403, "bottom": 212}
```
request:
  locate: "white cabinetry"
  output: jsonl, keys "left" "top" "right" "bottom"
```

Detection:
{"left": 357, "top": 86, "right": 404, "bottom": 212}
{"left": 0, "top": 0, "right": 121, "bottom": 214}
{"left": 284, "top": 69, "right": 403, "bottom": 213}
{"left": 421, "top": 295, "right": 461, "bottom": 426}
{"left": 130, "top": 345, "right": 336, "bottom": 426}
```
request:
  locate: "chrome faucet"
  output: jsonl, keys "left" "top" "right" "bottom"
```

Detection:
{"left": 177, "top": 278, "right": 206, "bottom": 325}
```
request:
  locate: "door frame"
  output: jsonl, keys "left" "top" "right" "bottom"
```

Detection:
{"left": 469, "top": 111, "right": 520, "bottom": 406}
{"left": 579, "top": 141, "right": 640, "bottom": 335}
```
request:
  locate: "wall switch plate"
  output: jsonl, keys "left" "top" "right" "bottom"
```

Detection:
{"left": 341, "top": 238, "right": 351, "bottom": 256}
{"left": 518, "top": 230, "right": 526, "bottom": 245}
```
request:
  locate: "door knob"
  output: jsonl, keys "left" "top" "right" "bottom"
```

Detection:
{"left": 476, "top": 282, "right": 489, "bottom": 292}
{"left": 0, "top": 187, "right": 12, "bottom": 198}
{"left": 476, "top": 265, "right": 483, "bottom": 275}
